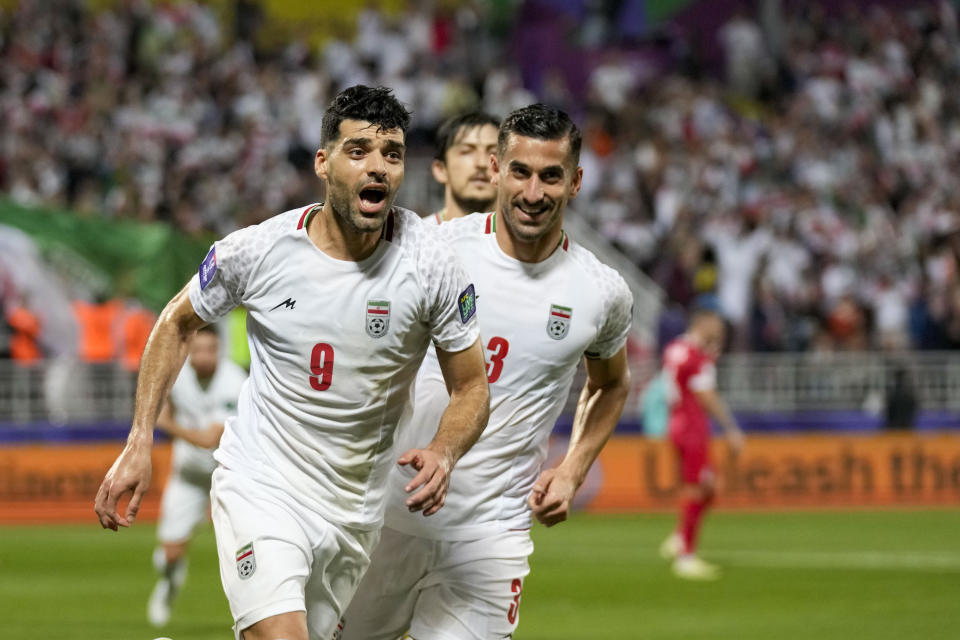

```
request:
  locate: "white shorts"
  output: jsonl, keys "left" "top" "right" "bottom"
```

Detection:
{"left": 157, "top": 467, "right": 212, "bottom": 544}
{"left": 211, "top": 466, "right": 379, "bottom": 640}
{"left": 342, "top": 527, "right": 533, "bottom": 640}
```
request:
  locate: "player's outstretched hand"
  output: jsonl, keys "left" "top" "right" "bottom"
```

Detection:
{"left": 94, "top": 443, "right": 151, "bottom": 531}
{"left": 528, "top": 467, "right": 578, "bottom": 528}
{"left": 397, "top": 447, "right": 452, "bottom": 516}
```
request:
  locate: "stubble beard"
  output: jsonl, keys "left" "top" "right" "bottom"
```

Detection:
{"left": 328, "top": 180, "right": 391, "bottom": 235}
{"left": 500, "top": 192, "right": 563, "bottom": 243}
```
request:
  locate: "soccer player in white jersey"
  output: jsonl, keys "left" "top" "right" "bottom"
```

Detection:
{"left": 148, "top": 325, "right": 247, "bottom": 626}
{"left": 94, "top": 85, "right": 491, "bottom": 640}
{"left": 343, "top": 104, "right": 633, "bottom": 640}
{"left": 429, "top": 112, "right": 500, "bottom": 224}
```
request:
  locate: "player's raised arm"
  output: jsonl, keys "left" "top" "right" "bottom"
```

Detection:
{"left": 94, "top": 285, "right": 207, "bottom": 531}
{"left": 530, "top": 345, "right": 631, "bottom": 527}
{"left": 398, "top": 338, "right": 490, "bottom": 516}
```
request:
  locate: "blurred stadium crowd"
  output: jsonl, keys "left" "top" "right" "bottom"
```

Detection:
{"left": 3, "top": 0, "right": 960, "bottom": 361}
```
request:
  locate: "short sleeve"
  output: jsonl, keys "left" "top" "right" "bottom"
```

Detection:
{"left": 585, "top": 276, "right": 633, "bottom": 360}
{"left": 188, "top": 226, "right": 263, "bottom": 323}
{"left": 688, "top": 361, "right": 716, "bottom": 392}
{"left": 422, "top": 242, "right": 480, "bottom": 353}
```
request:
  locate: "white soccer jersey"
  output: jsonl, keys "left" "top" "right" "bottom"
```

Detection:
{"left": 384, "top": 212, "right": 632, "bottom": 540}
{"left": 168, "top": 358, "right": 248, "bottom": 475}
{"left": 187, "top": 204, "right": 479, "bottom": 530}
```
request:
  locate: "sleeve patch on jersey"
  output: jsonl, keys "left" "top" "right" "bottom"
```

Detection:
{"left": 458, "top": 284, "right": 477, "bottom": 323}
{"left": 199, "top": 246, "right": 218, "bottom": 290}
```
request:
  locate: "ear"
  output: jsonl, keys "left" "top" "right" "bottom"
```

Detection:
{"left": 431, "top": 159, "right": 448, "bottom": 185}
{"left": 568, "top": 165, "right": 583, "bottom": 199}
{"left": 315, "top": 147, "right": 328, "bottom": 180}
{"left": 489, "top": 153, "right": 500, "bottom": 178}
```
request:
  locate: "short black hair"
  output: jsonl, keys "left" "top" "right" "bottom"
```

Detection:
{"left": 196, "top": 325, "right": 218, "bottom": 337}
{"left": 320, "top": 85, "right": 411, "bottom": 147}
{"left": 433, "top": 111, "right": 501, "bottom": 161}
{"left": 497, "top": 104, "right": 582, "bottom": 166}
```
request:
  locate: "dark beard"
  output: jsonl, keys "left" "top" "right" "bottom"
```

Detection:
{"left": 452, "top": 192, "right": 496, "bottom": 216}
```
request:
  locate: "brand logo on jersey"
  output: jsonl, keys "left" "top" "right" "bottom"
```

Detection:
{"left": 547, "top": 304, "right": 572, "bottom": 340}
{"left": 270, "top": 297, "right": 296, "bottom": 311}
{"left": 236, "top": 542, "right": 256, "bottom": 579}
{"left": 458, "top": 284, "right": 477, "bottom": 323}
{"left": 199, "top": 246, "right": 217, "bottom": 290}
{"left": 332, "top": 619, "right": 345, "bottom": 640}
{"left": 366, "top": 300, "right": 390, "bottom": 338}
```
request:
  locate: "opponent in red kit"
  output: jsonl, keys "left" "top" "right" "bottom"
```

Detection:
{"left": 659, "top": 309, "right": 744, "bottom": 580}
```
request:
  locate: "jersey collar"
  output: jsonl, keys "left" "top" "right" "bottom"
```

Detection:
{"left": 297, "top": 203, "right": 395, "bottom": 242}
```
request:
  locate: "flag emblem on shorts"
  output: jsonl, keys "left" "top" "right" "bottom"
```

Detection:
{"left": 547, "top": 304, "right": 572, "bottom": 340}
{"left": 236, "top": 542, "right": 256, "bottom": 580}
{"left": 366, "top": 300, "right": 390, "bottom": 338}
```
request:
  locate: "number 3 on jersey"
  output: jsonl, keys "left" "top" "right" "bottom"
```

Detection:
{"left": 485, "top": 336, "right": 509, "bottom": 383}
{"left": 309, "top": 342, "right": 335, "bottom": 391}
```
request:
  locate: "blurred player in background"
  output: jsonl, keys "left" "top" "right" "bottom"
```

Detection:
{"left": 659, "top": 309, "right": 744, "bottom": 580}
{"left": 429, "top": 112, "right": 500, "bottom": 223}
{"left": 343, "top": 104, "right": 633, "bottom": 640}
{"left": 148, "top": 325, "right": 247, "bottom": 627}
{"left": 95, "top": 85, "right": 490, "bottom": 640}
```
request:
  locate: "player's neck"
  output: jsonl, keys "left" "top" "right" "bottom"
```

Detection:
{"left": 440, "top": 197, "right": 468, "bottom": 221}
{"left": 494, "top": 212, "right": 564, "bottom": 263}
{"left": 310, "top": 204, "right": 381, "bottom": 261}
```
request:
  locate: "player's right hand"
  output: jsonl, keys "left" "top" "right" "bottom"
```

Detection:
{"left": 396, "top": 447, "right": 452, "bottom": 516}
{"left": 94, "top": 443, "right": 151, "bottom": 531}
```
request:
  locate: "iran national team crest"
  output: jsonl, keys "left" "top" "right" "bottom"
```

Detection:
{"left": 236, "top": 542, "right": 256, "bottom": 580}
{"left": 366, "top": 300, "right": 391, "bottom": 338}
{"left": 547, "top": 304, "right": 572, "bottom": 340}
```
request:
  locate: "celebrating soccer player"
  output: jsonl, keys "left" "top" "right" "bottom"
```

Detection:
{"left": 94, "top": 85, "right": 491, "bottom": 640}
{"left": 659, "top": 308, "right": 745, "bottom": 580}
{"left": 342, "top": 104, "right": 633, "bottom": 640}
{"left": 429, "top": 111, "right": 500, "bottom": 223}
{"left": 147, "top": 326, "right": 247, "bottom": 627}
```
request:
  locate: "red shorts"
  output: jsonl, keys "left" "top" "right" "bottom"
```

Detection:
{"left": 671, "top": 436, "right": 712, "bottom": 485}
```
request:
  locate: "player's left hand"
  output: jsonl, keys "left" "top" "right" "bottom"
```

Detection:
{"left": 528, "top": 467, "right": 578, "bottom": 527}
{"left": 397, "top": 447, "right": 452, "bottom": 516}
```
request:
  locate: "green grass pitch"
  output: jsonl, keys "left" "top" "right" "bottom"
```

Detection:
{"left": 1, "top": 510, "right": 958, "bottom": 639}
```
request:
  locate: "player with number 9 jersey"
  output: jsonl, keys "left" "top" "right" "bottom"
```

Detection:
{"left": 94, "top": 85, "right": 490, "bottom": 640}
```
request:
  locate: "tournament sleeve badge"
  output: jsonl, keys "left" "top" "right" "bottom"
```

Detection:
{"left": 366, "top": 300, "right": 391, "bottom": 338}
{"left": 547, "top": 304, "right": 572, "bottom": 340}
{"left": 199, "top": 245, "right": 217, "bottom": 290}
{"left": 236, "top": 542, "right": 256, "bottom": 579}
{"left": 458, "top": 284, "right": 477, "bottom": 323}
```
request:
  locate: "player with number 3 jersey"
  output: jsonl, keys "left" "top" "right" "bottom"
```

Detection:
{"left": 343, "top": 104, "right": 633, "bottom": 640}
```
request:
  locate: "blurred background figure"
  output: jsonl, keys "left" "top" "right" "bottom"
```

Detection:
{"left": 148, "top": 326, "right": 247, "bottom": 628}
{"left": 658, "top": 309, "right": 744, "bottom": 580}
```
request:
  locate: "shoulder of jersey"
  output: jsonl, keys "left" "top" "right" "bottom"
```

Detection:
{"left": 219, "top": 358, "right": 250, "bottom": 382}
{"left": 431, "top": 212, "right": 489, "bottom": 241}
{"left": 563, "top": 237, "right": 632, "bottom": 301}
{"left": 388, "top": 206, "right": 460, "bottom": 250}
{"left": 221, "top": 204, "right": 313, "bottom": 256}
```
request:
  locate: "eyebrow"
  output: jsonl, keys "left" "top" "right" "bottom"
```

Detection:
{"left": 342, "top": 137, "right": 406, "bottom": 152}
{"left": 509, "top": 160, "right": 565, "bottom": 174}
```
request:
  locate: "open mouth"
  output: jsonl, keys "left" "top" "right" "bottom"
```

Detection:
{"left": 358, "top": 184, "right": 388, "bottom": 213}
